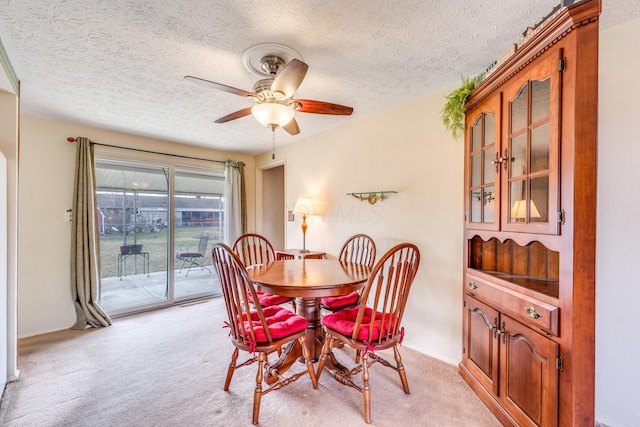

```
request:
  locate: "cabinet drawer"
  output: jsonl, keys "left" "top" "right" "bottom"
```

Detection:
{"left": 465, "top": 274, "right": 559, "bottom": 336}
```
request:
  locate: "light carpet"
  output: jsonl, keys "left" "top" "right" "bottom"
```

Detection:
{"left": 0, "top": 297, "right": 501, "bottom": 426}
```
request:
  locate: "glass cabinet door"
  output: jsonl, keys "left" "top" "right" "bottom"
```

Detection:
{"left": 466, "top": 96, "right": 500, "bottom": 231}
{"left": 501, "top": 55, "right": 559, "bottom": 235}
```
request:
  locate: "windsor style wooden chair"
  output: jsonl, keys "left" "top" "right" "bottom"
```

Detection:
{"left": 316, "top": 243, "right": 420, "bottom": 424}
{"left": 232, "top": 233, "right": 292, "bottom": 307}
{"left": 211, "top": 243, "right": 318, "bottom": 424}
{"left": 320, "top": 234, "right": 376, "bottom": 311}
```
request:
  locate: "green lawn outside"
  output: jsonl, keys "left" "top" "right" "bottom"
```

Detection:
{"left": 99, "top": 226, "right": 222, "bottom": 278}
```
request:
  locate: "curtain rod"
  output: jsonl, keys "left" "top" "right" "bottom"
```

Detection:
{"left": 67, "top": 137, "right": 244, "bottom": 166}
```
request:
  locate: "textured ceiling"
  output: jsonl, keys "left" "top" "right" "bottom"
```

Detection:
{"left": 0, "top": 0, "right": 637, "bottom": 155}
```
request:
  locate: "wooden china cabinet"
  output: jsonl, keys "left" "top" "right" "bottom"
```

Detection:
{"left": 458, "top": 1, "right": 600, "bottom": 426}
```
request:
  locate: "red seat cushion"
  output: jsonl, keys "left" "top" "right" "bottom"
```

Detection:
{"left": 247, "top": 291, "right": 291, "bottom": 307}
{"left": 321, "top": 307, "right": 398, "bottom": 341}
{"left": 321, "top": 291, "right": 359, "bottom": 310}
{"left": 240, "top": 305, "right": 308, "bottom": 342}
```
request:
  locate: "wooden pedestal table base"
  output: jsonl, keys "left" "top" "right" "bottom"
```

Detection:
{"left": 248, "top": 259, "right": 371, "bottom": 385}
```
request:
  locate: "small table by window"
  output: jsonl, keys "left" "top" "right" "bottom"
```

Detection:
{"left": 275, "top": 249, "right": 326, "bottom": 260}
{"left": 118, "top": 252, "right": 150, "bottom": 280}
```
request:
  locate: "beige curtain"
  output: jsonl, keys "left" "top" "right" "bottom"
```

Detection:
{"left": 70, "top": 137, "right": 112, "bottom": 329}
{"left": 223, "top": 160, "right": 246, "bottom": 244}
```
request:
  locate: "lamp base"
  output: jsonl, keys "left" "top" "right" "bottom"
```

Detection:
{"left": 300, "top": 214, "right": 309, "bottom": 254}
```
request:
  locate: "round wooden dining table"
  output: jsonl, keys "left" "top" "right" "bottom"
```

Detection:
{"left": 248, "top": 258, "right": 370, "bottom": 297}
{"left": 248, "top": 259, "right": 371, "bottom": 380}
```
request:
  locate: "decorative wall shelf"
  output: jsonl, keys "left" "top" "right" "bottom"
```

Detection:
{"left": 347, "top": 191, "right": 397, "bottom": 205}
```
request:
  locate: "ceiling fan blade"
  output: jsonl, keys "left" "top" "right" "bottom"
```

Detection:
{"left": 184, "top": 76, "right": 254, "bottom": 97}
{"left": 215, "top": 107, "right": 253, "bottom": 123}
{"left": 271, "top": 59, "right": 308, "bottom": 98}
{"left": 296, "top": 99, "right": 354, "bottom": 115}
{"left": 282, "top": 118, "right": 300, "bottom": 135}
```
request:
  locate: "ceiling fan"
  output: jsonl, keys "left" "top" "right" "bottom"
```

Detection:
{"left": 184, "top": 45, "right": 353, "bottom": 135}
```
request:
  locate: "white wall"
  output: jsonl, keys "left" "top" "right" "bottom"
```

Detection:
{"left": 17, "top": 116, "right": 256, "bottom": 337}
{"left": 257, "top": 88, "right": 464, "bottom": 364}
{"left": 595, "top": 15, "right": 640, "bottom": 427}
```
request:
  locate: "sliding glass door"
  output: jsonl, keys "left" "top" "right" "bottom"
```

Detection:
{"left": 95, "top": 157, "right": 224, "bottom": 316}
{"left": 96, "top": 160, "right": 170, "bottom": 314}
{"left": 173, "top": 169, "right": 224, "bottom": 301}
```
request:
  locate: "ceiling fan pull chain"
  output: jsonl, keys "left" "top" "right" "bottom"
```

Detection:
{"left": 272, "top": 127, "right": 276, "bottom": 159}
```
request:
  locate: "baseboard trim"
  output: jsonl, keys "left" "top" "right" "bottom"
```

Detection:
{"left": 7, "top": 368, "right": 19, "bottom": 383}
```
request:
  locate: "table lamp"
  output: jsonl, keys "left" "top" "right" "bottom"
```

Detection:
{"left": 293, "top": 196, "right": 314, "bottom": 252}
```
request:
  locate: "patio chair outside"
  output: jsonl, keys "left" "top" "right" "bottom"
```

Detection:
{"left": 176, "top": 231, "right": 211, "bottom": 276}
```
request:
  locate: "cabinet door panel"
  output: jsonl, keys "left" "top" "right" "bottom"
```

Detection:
{"left": 462, "top": 296, "right": 499, "bottom": 395}
{"left": 465, "top": 94, "right": 501, "bottom": 231}
{"left": 500, "top": 315, "right": 558, "bottom": 427}
{"left": 501, "top": 53, "right": 559, "bottom": 235}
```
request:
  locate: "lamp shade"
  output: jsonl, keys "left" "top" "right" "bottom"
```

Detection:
{"left": 510, "top": 199, "right": 541, "bottom": 219}
{"left": 293, "top": 196, "right": 314, "bottom": 215}
{"left": 251, "top": 103, "right": 295, "bottom": 127}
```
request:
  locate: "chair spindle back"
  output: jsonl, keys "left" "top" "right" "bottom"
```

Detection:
{"left": 339, "top": 234, "right": 376, "bottom": 268}
{"left": 212, "top": 243, "right": 273, "bottom": 345}
{"left": 232, "top": 233, "right": 275, "bottom": 267}
{"left": 353, "top": 243, "right": 420, "bottom": 345}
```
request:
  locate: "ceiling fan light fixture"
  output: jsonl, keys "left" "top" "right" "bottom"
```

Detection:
{"left": 188, "top": 43, "right": 352, "bottom": 133}
{"left": 251, "top": 102, "right": 295, "bottom": 127}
